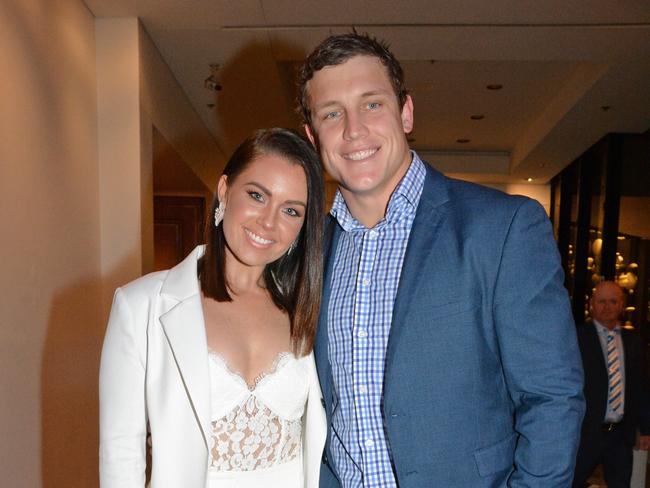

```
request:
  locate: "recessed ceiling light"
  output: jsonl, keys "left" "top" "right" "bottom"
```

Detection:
{"left": 456, "top": 138, "right": 470, "bottom": 144}
{"left": 526, "top": 177, "right": 534, "bottom": 182}
{"left": 486, "top": 84, "right": 503, "bottom": 90}
{"left": 470, "top": 114, "right": 484, "bottom": 120}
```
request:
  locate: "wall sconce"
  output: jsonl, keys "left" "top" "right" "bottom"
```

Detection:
{"left": 204, "top": 63, "right": 222, "bottom": 92}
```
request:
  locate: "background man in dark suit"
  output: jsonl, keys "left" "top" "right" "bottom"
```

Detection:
{"left": 573, "top": 281, "right": 650, "bottom": 488}
{"left": 299, "top": 32, "right": 585, "bottom": 488}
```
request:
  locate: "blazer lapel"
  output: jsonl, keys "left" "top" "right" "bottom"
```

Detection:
{"left": 589, "top": 324, "right": 607, "bottom": 372}
{"left": 385, "top": 165, "right": 451, "bottom": 371}
{"left": 303, "top": 352, "right": 327, "bottom": 488}
{"left": 315, "top": 217, "right": 339, "bottom": 416}
{"left": 158, "top": 247, "right": 212, "bottom": 448}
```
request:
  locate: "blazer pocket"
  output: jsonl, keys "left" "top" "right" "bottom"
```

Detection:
{"left": 473, "top": 433, "right": 516, "bottom": 477}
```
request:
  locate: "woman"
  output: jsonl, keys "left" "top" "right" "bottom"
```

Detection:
{"left": 99, "top": 128, "right": 326, "bottom": 488}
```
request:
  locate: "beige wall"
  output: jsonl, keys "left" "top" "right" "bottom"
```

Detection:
{"left": 96, "top": 18, "right": 146, "bottom": 308}
{"left": 0, "top": 0, "right": 102, "bottom": 486}
{"left": 484, "top": 182, "right": 551, "bottom": 215}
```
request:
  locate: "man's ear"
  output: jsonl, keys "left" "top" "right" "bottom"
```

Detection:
{"left": 216, "top": 175, "right": 228, "bottom": 203}
{"left": 304, "top": 124, "right": 317, "bottom": 148}
{"left": 401, "top": 95, "right": 414, "bottom": 133}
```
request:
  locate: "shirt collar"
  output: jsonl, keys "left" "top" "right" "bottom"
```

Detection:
{"left": 594, "top": 319, "right": 621, "bottom": 335}
{"left": 330, "top": 151, "right": 426, "bottom": 232}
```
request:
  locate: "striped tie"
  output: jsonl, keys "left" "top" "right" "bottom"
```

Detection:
{"left": 607, "top": 332, "right": 623, "bottom": 415}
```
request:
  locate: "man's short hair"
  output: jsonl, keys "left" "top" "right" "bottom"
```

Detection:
{"left": 297, "top": 32, "right": 408, "bottom": 126}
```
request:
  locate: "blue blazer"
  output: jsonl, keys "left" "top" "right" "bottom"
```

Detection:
{"left": 315, "top": 164, "right": 585, "bottom": 487}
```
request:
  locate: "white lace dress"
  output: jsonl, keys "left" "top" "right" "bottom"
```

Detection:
{"left": 206, "top": 351, "right": 310, "bottom": 488}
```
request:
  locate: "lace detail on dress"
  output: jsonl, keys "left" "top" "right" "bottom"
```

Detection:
{"left": 207, "top": 351, "right": 304, "bottom": 472}
{"left": 209, "top": 395, "right": 302, "bottom": 471}
{"left": 210, "top": 351, "right": 293, "bottom": 391}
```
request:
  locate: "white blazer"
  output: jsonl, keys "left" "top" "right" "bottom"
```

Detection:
{"left": 99, "top": 246, "right": 326, "bottom": 487}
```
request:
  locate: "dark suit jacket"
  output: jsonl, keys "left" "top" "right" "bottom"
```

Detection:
{"left": 315, "top": 163, "right": 585, "bottom": 487}
{"left": 577, "top": 321, "right": 650, "bottom": 446}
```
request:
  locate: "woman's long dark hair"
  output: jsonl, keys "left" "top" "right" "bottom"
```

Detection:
{"left": 199, "top": 128, "right": 324, "bottom": 355}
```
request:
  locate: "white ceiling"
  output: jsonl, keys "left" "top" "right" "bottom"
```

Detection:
{"left": 84, "top": 0, "right": 650, "bottom": 183}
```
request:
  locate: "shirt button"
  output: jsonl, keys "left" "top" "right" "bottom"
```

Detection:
{"left": 362, "top": 278, "right": 370, "bottom": 286}
{"left": 365, "top": 438, "right": 374, "bottom": 447}
{"left": 368, "top": 230, "right": 378, "bottom": 239}
{"left": 357, "top": 330, "right": 368, "bottom": 338}
{"left": 358, "top": 384, "right": 368, "bottom": 394}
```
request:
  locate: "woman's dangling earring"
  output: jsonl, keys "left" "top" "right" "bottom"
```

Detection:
{"left": 287, "top": 240, "right": 297, "bottom": 255}
{"left": 214, "top": 201, "right": 225, "bottom": 227}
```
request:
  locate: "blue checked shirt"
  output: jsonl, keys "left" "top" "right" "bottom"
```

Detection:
{"left": 327, "top": 153, "right": 425, "bottom": 487}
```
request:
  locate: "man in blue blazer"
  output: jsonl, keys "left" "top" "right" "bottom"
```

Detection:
{"left": 298, "top": 33, "right": 585, "bottom": 487}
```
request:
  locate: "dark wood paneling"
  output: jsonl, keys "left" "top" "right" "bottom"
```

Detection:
{"left": 154, "top": 196, "right": 205, "bottom": 271}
